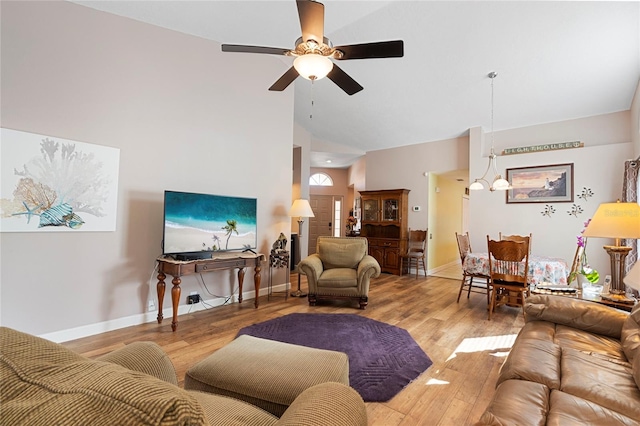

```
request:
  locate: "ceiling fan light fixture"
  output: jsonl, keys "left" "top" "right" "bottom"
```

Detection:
{"left": 293, "top": 54, "right": 333, "bottom": 81}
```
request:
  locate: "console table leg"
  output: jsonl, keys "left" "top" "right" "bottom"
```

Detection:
{"left": 171, "top": 276, "right": 181, "bottom": 332}
{"left": 156, "top": 272, "right": 166, "bottom": 324}
{"left": 237, "top": 267, "right": 245, "bottom": 303}
{"left": 254, "top": 264, "right": 261, "bottom": 308}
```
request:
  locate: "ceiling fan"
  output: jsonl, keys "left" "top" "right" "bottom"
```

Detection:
{"left": 221, "top": 0, "right": 404, "bottom": 95}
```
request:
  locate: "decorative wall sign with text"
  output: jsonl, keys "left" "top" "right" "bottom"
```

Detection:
{"left": 0, "top": 128, "right": 120, "bottom": 232}
{"left": 502, "top": 141, "right": 583, "bottom": 156}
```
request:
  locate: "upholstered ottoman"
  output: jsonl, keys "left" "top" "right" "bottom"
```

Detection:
{"left": 184, "top": 335, "right": 350, "bottom": 417}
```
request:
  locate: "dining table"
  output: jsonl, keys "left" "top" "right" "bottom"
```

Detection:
{"left": 462, "top": 252, "right": 569, "bottom": 286}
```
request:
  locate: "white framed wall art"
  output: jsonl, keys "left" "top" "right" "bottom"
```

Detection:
{"left": 0, "top": 128, "right": 120, "bottom": 232}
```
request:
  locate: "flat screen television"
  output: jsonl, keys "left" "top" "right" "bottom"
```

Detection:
{"left": 162, "top": 190, "right": 257, "bottom": 260}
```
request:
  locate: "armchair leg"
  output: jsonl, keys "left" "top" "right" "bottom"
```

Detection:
{"left": 359, "top": 297, "right": 368, "bottom": 310}
{"left": 308, "top": 294, "right": 317, "bottom": 306}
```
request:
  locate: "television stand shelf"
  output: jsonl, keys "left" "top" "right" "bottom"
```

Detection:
{"left": 156, "top": 253, "right": 265, "bottom": 331}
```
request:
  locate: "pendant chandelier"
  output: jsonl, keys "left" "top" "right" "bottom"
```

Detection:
{"left": 470, "top": 72, "right": 510, "bottom": 192}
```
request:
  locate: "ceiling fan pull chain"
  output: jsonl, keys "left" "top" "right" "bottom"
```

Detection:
{"left": 310, "top": 79, "right": 315, "bottom": 120}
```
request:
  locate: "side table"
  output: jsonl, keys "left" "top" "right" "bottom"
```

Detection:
{"left": 268, "top": 252, "right": 290, "bottom": 301}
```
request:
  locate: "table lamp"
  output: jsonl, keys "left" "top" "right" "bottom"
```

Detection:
{"left": 582, "top": 201, "right": 640, "bottom": 294}
{"left": 289, "top": 199, "right": 315, "bottom": 297}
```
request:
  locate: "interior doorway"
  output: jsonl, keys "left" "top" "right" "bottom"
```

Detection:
{"left": 308, "top": 195, "right": 334, "bottom": 254}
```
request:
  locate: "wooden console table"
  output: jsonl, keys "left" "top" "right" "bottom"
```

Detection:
{"left": 156, "top": 253, "right": 265, "bottom": 331}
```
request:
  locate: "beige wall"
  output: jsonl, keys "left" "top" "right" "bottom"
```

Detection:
{"left": 468, "top": 111, "right": 633, "bottom": 279}
{"left": 365, "top": 111, "right": 633, "bottom": 280}
{"left": 366, "top": 137, "right": 469, "bottom": 235}
{"left": 1, "top": 1, "right": 294, "bottom": 339}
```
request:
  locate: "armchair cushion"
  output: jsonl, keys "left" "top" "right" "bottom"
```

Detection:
{"left": 317, "top": 237, "right": 367, "bottom": 269}
{"left": 318, "top": 269, "right": 358, "bottom": 288}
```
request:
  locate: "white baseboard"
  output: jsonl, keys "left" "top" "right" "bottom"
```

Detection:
{"left": 39, "top": 282, "right": 290, "bottom": 343}
{"left": 428, "top": 260, "right": 460, "bottom": 275}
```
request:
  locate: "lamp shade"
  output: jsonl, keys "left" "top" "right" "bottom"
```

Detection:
{"left": 624, "top": 261, "right": 640, "bottom": 292}
{"left": 469, "top": 180, "right": 484, "bottom": 191}
{"left": 293, "top": 54, "right": 333, "bottom": 80}
{"left": 492, "top": 175, "right": 510, "bottom": 191}
{"left": 582, "top": 202, "right": 640, "bottom": 240}
{"left": 289, "top": 199, "right": 315, "bottom": 218}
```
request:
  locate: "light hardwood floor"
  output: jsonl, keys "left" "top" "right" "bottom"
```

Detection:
{"left": 62, "top": 273, "right": 525, "bottom": 425}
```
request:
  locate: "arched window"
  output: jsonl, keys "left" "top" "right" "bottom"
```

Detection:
{"left": 309, "top": 172, "right": 333, "bottom": 186}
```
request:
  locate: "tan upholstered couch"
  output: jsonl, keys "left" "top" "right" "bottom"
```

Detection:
{"left": 0, "top": 327, "right": 367, "bottom": 425}
{"left": 478, "top": 295, "right": 640, "bottom": 425}
{"left": 299, "top": 236, "right": 381, "bottom": 309}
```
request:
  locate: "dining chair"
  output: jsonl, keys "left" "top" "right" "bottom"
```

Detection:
{"left": 400, "top": 229, "right": 428, "bottom": 279}
{"left": 499, "top": 232, "right": 532, "bottom": 253}
{"left": 487, "top": 237, "right": 530, "bottom": 320}
{"left": 455, "top": 232, "right": 491, "bottom": 304}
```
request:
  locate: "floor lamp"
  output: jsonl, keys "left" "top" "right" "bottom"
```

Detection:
{"left": 289, "top": 199, "right": 315, "bottom": 297}
{"left": 582, "top": 201, "right": 640, "bottom": 294}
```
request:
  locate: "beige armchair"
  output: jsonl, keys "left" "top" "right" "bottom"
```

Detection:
{"left": 298, "top": 236, "right": 381, "bottom": 309}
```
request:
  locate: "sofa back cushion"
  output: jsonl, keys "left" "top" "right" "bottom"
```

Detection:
{"left": 525, "top": 295, "right": 628, "bottom": 339}
{"left": 0, "top": 327, "right": 207, "bottom": 426}
{"left": 622, "top": 303, "right": 640, "bottom": 363}
{"left": 317, "top": 237, "right": 367, "bottom": 269}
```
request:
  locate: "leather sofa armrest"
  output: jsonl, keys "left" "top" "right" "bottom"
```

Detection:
{"left": 298, "top": 254, "right": 324, "bottom": 283}
{"left": 277, "top": 382, "right": 367, "bottom": 426}
{"left": 525, "top": 295, "right": 628, "bottom": 339}
{"left": 95, "top": 341, "right": 178, "bottom": 386}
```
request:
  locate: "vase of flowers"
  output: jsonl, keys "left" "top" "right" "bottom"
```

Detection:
{"left": 569, "top": 219, "right": 600, "bottom": 288}
{"left": 346, "top": 214, "right": 358, "bottom": 236}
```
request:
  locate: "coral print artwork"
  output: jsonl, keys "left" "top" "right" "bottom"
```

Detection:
{"left": 0, "top": 128, "right": 120, "bottom": 232}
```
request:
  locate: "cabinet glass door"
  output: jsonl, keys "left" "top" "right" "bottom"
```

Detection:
{"left": 382, "top": 199, "right": 399, "bottom": 222}
{"left": 363, "top": 199, "right": 379, "bottom": 222}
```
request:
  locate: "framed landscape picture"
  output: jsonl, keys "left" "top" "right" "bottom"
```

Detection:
{"left": 506, "top": 163, "right": 573, "bottom": 204}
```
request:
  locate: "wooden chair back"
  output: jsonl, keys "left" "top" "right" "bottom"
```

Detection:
{"left": 455, "top": 232, "right": 472, "bottom": 263}
{"left": 407, "top": 230, "right": 427, "bottom": 254}
{"left": 487, "top": 238, "right": 530, "bottom": 286}
{"left": 499, "top": 233, "right": 532, "bottom": 253}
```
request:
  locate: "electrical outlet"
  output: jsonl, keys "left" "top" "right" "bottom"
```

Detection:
{"left": 148, "top": 300, "right": 155, "bottom": 311}
{"left": 187, "top": 294, "right": 200, "bottom": 304}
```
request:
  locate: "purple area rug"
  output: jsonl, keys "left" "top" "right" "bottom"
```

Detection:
{"left": 237, "top": 313, "right": 432, "bottom": 402}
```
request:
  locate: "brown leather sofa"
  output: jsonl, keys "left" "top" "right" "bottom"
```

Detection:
{"left": 478, "top": 295, "right": 640, "bottom": 425}
{"left": 0, "top": 327, "right": 367, "bottom": 425}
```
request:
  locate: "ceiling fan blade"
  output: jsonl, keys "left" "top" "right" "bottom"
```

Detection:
{"left": 269, "top": 67, "right": 300, "bottom": 91}
{"left": 334, "top": 40, "right": 404, "bottom": 60}
{"left": 222, "top": 44, "right": 290, "bottom": 55}
{"left": 327, "top": 64, "right": 363, "bottom": 96}
{"left": 297, "top": 0, "right": 324, "bottom": 44}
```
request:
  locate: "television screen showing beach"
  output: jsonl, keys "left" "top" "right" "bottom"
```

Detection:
{"left": 163, "top": 191, "right": 257, "bottom": 254}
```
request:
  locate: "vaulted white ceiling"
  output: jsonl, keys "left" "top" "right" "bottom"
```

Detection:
{"left": 73, "top": 1, "right": 639, "bottom": 168}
